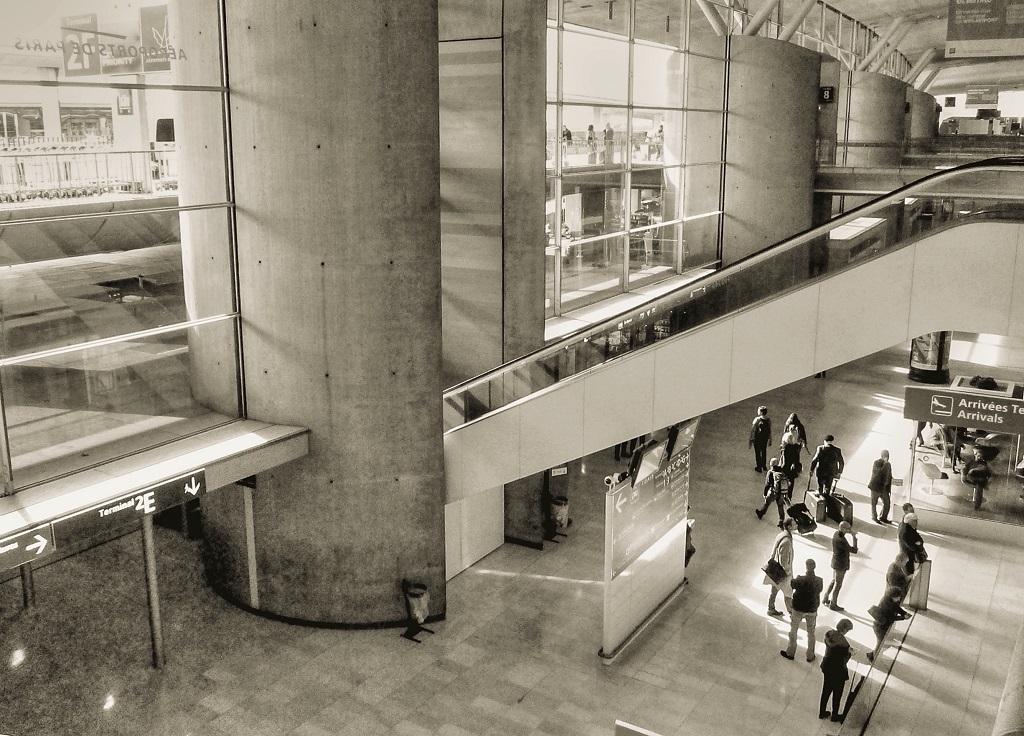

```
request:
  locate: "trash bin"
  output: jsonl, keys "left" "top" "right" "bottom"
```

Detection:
{"left": 404, "top": 582, "right": 430, "bottom": 624}
{"left": 551, "top": 496, "right": 570, "bottom": 529}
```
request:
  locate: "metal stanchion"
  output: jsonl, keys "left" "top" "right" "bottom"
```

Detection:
{"left": 20, "top": 563, "right": 35, "bottom": 609}
{"left": 141, "top": 516, "right": 165, "bottom": 668}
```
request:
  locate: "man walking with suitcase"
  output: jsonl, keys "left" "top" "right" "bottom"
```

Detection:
{"left": 810, "top": 435, "right": 845, "bottom": 496}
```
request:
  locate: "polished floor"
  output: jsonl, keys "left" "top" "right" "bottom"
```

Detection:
{"left": 1, "top": 343, "right": 1021, "bottom": 736}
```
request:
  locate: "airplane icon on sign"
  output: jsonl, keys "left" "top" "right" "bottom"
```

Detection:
{"left": 931, "top": 395, "right": 953, "bottom": 416}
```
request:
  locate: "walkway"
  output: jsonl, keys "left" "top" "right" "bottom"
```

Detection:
{"left": 1, "top": 344, "right": 1019, "bottom": 736}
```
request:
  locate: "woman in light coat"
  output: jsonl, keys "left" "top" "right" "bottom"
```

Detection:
{"left": 766, "top": 518, "right": 795, "bottom": 616}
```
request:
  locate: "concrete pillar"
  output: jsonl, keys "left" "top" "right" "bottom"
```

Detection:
{"left": 907, "top": 88, "right": 941, "bottom": 142}
{"left": 721, "top": 37, "right": 818, "bottom": 265}
{"left": 180, "top": 0, "right": 446, "bottom": 625}
{"left": 837, "top": 71, "right": 910, "bottom": 167}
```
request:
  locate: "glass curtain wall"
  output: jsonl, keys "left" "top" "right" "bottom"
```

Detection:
{"left": 0, "top": 0, "right": 240, "bottom": 492}
{"left": 546, "top": 0, "right": 727, "bottom": 318}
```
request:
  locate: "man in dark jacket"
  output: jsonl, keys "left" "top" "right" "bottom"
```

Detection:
{"left": 823, "top": 521, "right": 858, "bottom": 611}
{"left": 897, "top": 513, "right": 927, "bottom": 572}
{"left": 782, "top": 558, "right": 823, "bottom": 662}
{"left": 820, "top": 618, "right": 854, "bottom": 722}
{"left": 868, "top": 449, "right": 893, "bottom": 523}
{"left": 810, "top": 435, "right": 845, "bottom": 495}
{"left": 755, "top": 458, "right": 789, "bottom": 528}
{"left": 749, "top": 405, "right": 772, "bottom": 472}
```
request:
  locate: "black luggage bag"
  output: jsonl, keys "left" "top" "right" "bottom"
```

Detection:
{"left": 787, "top": 503, "right": 817, "bottom": 535}
{"left": 827, "top": 491, "right": 854, "bottom": 525}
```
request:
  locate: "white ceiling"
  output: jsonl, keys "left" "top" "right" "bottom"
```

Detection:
{"left": 825, "top": 0, "right": 1024, "bottom": 93}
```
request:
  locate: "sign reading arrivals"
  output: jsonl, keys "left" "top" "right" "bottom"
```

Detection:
{"left": 904, "top": 385, "right": 1024, "bottom": 434}
{"left": 946, "top": 0, "right": 1024, "bottom": 59}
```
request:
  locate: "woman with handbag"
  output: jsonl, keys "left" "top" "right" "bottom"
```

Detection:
{"left": 764, "top": 518, "right": 795, "bottom": 616}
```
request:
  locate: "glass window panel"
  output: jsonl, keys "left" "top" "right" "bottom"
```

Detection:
{"left": 681, "top": 212, "right": 720, "bottom": 269}
{"left": 685, "top": 54, "right": 725, "bottom": 110}
{"left": 0, "top": 206, "right": 234, "bottom": 359}
{"left": 549, "top": 0, "right": 558, "bottom": 20}
{"left": 630, "top": 109, "right": 682, "bottom": 165}
{"left": 2, "top": 317, "right": 239, "bottom": 488}
{"left": 545, "top": 176, "right": 556, "bottom": 318}
{"left": 547, "top": 27, "right": 558, "bottom": 102}
{"left": 2, "top": 0, "right": 223, "bottom": 89}
{"left": 559, "top": 234, "right": 624, "bottom": 311}
{"left": 628, "top": 223, "right": 678, "bottom": 287}
{"left": 0, "top": 85, "right": 226, "bottom": 207}
{"left": 687, "top": 0, "right": 727, "bottom": 58}
{"left": 561, "top": 170, "right": 624, "bottom": 239}
{"left": 635, "top": 0, "right": 686, "bottom": 47}
{"left": 561, "top": 105, "right": 628, "bottom": 169}
{"left": 683, "top": 162, "right": 721, "bottom": 218}
{"left": 633, "top": 45, "right": 683, "bottom": 108}
{"left": 562, "top": 0, "right": 628, "bottom": 36}
{"left": 547, "top": 104, "right": 557, "bottom": 171}
{"left": 684, "top": 110, "right": 723, "bottom": 165}
{"left": 630, "top": 165, "right": 683, "bottom": 225}
{"left": 562, "top": 31, "right": 628, "bottom": 104}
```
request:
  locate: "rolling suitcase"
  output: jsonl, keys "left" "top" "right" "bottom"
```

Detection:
{"left": 803, "top": 477, "right": 827, "bottom": 524}
{"left": 827, "top": 491, "right": 854, "bottom": 525}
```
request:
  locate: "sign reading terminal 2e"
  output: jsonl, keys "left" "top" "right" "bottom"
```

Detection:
{"left": 903, "top": 386, "right": 1024, "bottom": 434}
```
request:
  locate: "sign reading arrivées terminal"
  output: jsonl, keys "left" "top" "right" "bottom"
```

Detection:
{"left": 903, "top": 385, "right": 1024, "bottom": 434}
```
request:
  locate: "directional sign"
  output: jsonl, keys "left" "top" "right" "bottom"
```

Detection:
{"left": 0, "top": 526, "right": 56, "bottom": 572}
{"left": 608, "top": 420, "right": 699, "bottom": 579}
{"left": 53, "top": 469, "right": 206, "bottom": 547}
{"left": 904, "top": 386, "right": 1024, "bottom": 434}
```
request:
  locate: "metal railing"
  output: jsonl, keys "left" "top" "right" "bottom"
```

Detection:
{"left": 0, "top": 147, "right": 178, "bottom": 203}
{"left": 443, "top": 158, "right": 1024, "bottom": 432}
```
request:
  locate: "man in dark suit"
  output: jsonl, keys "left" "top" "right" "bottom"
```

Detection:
{"left": 810, "top": 434, "right": 845, "bottom": 496}
{"left": 749, "top": 405, "right": 772, "bottom": 473}
{"left": 868, "top": 449, "right": 893, "bottom": 523}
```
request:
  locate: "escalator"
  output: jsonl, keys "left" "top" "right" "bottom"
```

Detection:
{"left": 443, "top": 158, "right": 1024, "bottom": 500}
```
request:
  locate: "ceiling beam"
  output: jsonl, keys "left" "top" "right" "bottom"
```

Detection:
{"left": 855, "top": 16, "right": 906, "bottom": 72}
{"left": 778, "top": 0, "right": 818, "bottom": 43}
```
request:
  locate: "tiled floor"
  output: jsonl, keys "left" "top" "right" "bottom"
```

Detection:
{"left": 2, "top": 344, "right": 1020, "bottom": 736}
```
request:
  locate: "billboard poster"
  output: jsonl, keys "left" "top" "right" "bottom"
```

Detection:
{"left": 946, "top": 0, "right": 1024, "bottom": 58}
{"left": 141, "top": 5, "right": 172, "bottom": 73}
{"left": 57, "top": 5, "right": 174, "bottom": 77}
{"left": 966, "top": 86, "right": 1000, "bottom": 106}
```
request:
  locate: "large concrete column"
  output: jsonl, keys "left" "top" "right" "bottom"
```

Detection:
{"left": 722, "top": 37, "right": 819, "bottom": 265}
{"left": 183, "top": 1, "right": 445, "bottom": 625}
{"left": 907, "top": 88, "right": 941, "bottom": 143}
{"left": 837, "top": 71, "right": 910, "bottom": 167}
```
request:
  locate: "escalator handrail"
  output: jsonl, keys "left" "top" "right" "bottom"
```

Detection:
{"left": 442, "top": 157, "right": 1024, "bottom": 408}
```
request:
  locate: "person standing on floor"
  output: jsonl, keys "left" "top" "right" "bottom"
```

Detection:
{"left": 886, "top": 551, "right": 912, "bottom": 596}
{"left": 779, "top": 415, "right": 807, "bottom": 493}
{"left": 897, "top": 513, "right": 927, "bottom": 572}
{"left": 749, "top": 405, "right": 772, "bottom": 473}
{"left": 782, "top": 558, "right": 823, "bottom": 662}
{"left": 823, "top": 521, "right": 858, "bottom": 611}
{"left": 810, "top": 434, "right": 845, "bottom": 495}
{"left": 868, "top": 449, "right": 893, "bottom": 524}
{"left": 819, "top": 618, "right": 854, "bottom": 722}
{"left": 755, "top": 458, "right": 790, "bottom": 527}
{"left": 765, "top": 518, "right": 794, "bottom": 617}
{"left": 867, "top": 585, "right": 909, "bottom": 662}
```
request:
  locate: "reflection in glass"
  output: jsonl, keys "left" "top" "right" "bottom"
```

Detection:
{"left": 628, "top": 224, "right": 678, "bottom": 286}
{"left": 2, "top": 317, "right": 238, "bottom": 487}
{"left": 631, "top": 110, "right": 683, "bottom": 166}
{"left": 560, "top": 234, "right": 624, "bottom": 311}
{"left": 0, "top": 212, "right": 185, "bottom": 358}
{"left": 634, "top": 0, "right": 686, "bottom": 47}
{"left": 684, "top": 110, "right": 724, "bottom": 165}
{"left": 687, "top": 0, "right": 728, "bottom": 58}
{"left": 685, "top": 54, "right": 726, "bottom": 110}
{"left": 561, "top": 171, "right": 624, "bottom": 239}
{"left": 562, "top": 0, "right": 628, "bottom": 36}
{"left": 633, "top": 45, "right": 683, "bottom": 108}
{"left": 559, "top": 105, "right": 628, "bottom": 170}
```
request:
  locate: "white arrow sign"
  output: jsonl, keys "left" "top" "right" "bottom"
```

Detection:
{"left": 616, "top": 495, "right": 628, "bottom": 513}
{"left": 184, "top": 477, "right": 201, "bottom": 496}
{"left": 25, "top": 534, "right": 48, "bottom": 555}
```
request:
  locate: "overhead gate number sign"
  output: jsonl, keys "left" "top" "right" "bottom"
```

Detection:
{"left": 54, "top": 469, "right": 206, "bottom": 547}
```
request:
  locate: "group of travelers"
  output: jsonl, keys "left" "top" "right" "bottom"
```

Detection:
{"left": 750, "top": 406, "right": 928, "bottom": 724}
